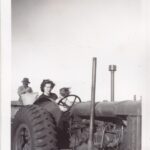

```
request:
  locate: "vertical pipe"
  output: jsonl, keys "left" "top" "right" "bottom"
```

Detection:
{"left": 88, "top": 57, "right": 97, "bottom": 150}
{"left": 111, "top": 70, "right": 115, "bottom": 102}
{"left": 134, "top": 95, "right": 137, "bottom": 101}
{"left": 109, "top": 65, "right": 116, "bottom": 102}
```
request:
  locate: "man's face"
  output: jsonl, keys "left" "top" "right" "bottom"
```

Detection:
{"left": 44, "top": 83, "right": 53, "bottom": 95}
{"left": 23, "top": 82, "right": 28, "bottom": 87}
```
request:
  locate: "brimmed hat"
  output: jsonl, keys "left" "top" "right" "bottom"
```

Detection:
{"left": 22, "top": 78, "right": 30, "bottom": 83}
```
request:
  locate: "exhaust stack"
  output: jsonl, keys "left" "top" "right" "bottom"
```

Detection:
{"left": 109, "top": 65, "right": 117, "bottom": 102}
{"left": 88, "top": 57, "right": 97, "bottom": 150}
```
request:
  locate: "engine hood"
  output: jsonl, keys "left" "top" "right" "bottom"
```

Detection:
{"left": 70, "top": 100, "right": 141, "bottom": 117}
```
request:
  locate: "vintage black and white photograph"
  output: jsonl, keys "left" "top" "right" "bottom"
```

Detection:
{"left": 0, "top": 0, "right": 149, "bottom": 150}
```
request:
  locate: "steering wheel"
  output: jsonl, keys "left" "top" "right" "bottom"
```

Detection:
{"left": 57, "top": 94, "right": 81, "bottom": 111}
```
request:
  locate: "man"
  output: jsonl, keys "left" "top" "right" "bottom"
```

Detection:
{"left": 18, "top": 78, "right": 33, "bottom": 101}
{"left": 56, "top": 87, "right": 71, "bottom": 111}
{"left": 59, "top": 87, "right": 71, "bottom": 98}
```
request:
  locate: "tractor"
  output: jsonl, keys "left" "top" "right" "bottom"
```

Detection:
{"left": 11, "top": 58, "right": 141, "bottom": 150}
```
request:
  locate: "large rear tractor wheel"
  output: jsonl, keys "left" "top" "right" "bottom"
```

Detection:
{"left": 12, "top": 105, "right": 58, "bottom": 150}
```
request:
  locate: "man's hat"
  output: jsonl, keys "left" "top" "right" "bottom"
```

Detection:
{"left": 22, "top": 78, "right": 30, "bottom": 83}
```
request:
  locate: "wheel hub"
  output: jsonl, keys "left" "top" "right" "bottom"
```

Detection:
{"left": 15, "top": 124, "right": 31, "bottom": 150}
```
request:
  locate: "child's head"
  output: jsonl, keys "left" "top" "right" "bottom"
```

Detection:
{"left": 59, "top": 87, "right": 70, "bottom": 97}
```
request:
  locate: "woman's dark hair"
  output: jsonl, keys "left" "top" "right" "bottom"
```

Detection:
{"left": 40, "top": 79, "right": 55, "bottom": 92}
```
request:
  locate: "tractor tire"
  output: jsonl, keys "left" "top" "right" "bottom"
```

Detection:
{"left": 11, "top": 105, "right": 58, "bottom": 150}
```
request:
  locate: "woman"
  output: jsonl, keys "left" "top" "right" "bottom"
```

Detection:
{"left": 34, "top": 79, "right": 58, "bottom": 105}
{"left": 34, "top": 79, "right": 62, "bottom": 126}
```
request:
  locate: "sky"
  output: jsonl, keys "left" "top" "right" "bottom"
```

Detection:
{"left": 12, "top": 0, "right": 148, "bottom": 102}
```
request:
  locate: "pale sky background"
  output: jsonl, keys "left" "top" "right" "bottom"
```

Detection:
{"left": 12, "top": 0, "right": 148, "bottom": 102}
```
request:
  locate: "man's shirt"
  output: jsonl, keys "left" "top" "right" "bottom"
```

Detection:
{"left": 17, "top": 86, "right": 33, "bottom": 97}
